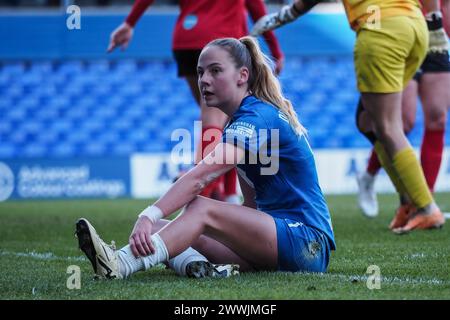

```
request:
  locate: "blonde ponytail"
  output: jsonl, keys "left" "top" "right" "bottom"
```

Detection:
{"left": 239, "top": 36, "right": 305, "bottom": 135}
{"left": 205, "top": 36, "right": 305, "bottom": 135}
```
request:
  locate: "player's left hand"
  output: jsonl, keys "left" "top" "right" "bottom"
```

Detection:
{"left": 129, "top": 216, "right": 155, "bottom": 257}
{"left": 251, "top": 5, "right": 300, "bottom": 36}
{"left": 426, "top": 13, "right": 449, "bottom": 53}
{"left": 428, "top": 28, "right": 449, "bottom": 53}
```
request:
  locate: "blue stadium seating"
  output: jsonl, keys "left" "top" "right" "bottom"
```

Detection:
{"left": 0, "top": 57, "right": 447, "bottom": 159}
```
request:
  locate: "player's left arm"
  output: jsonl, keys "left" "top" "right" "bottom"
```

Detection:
{"left": 251, "top": 0, "right": 322, "bottom": 36}
{"left": 246, "top": 0, "right": 285, "bottom": 74}
{"left": 441, "top": 0, "right": 450, "bottom": 36}
{"left": 107, "top": 0, "right": 155, "bottom": 53}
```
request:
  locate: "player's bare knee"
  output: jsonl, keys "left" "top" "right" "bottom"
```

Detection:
{"left": 151, "top": 219, "right": 170, "bottom": 234}
{"left": 425, "top": 108, "right": 447, "bottom": 131}
{"left": 191, "top": 234, "right": 210, "bottom": 253}
{"left": 374, "top": 123, "right": 397, "bottom": 142}
{"left": 403, "top": 118, "right": 415, "bottom": 134}
{"left": 184, "top": 197, "right": 224, "bottom": 230}
{"left": 357, "top": 115, "right": 372, "bottom": 134}
{"left": 183, "top": 196, "right": 211, "bottom": 220}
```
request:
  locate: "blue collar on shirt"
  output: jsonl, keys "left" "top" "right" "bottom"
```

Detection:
{"left": 240, "top": 94, "right": 256, "bottom": 106}
{"left": 233, "top": 94, "right": 257, "bottom": 116}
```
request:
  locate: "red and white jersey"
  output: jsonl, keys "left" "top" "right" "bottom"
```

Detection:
{"left": 173, "top": 0, "right": 249, "bottom": 49}
{"left": 125, "top": 0, "right": 283, "bottom": 60}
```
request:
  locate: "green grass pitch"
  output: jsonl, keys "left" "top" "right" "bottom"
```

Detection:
{"left": 1, "top": 193, "right": 449, "bottom": 300}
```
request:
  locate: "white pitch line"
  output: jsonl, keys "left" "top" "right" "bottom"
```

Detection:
{"left": 1, "top": 250, "right": 448, "bottom": 285}
{"left": 324, "top": 273, "right": 447, "bottom": 285}
{"left": 0, "top": 250, "right": 86, "bottom": 262}
{"left": 444, "top": 212, "right": 450, "bottom": 220}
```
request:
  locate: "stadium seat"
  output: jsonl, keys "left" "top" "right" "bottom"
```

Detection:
{"left": 0, "top": 58, "right": 448, "bottom": 159}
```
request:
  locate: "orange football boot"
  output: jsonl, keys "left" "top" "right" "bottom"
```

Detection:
{"left": 389, "top": 204, "right": 415, "bottom": 230}
{"left": 393, "top": 208, "right": 445, "bottom": 234}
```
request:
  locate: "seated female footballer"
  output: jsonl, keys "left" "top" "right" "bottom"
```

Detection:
{"left": 75, "top": 36, "right": 336, "bottom": 279}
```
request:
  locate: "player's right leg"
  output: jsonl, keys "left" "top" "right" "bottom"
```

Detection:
{"left": 180, "top": 49, "right": 236, "bottom": 201}
{"left": 356, "top": 150, "right": 379, "bottom": 218}
{"left": 185, "top": 74, "right": 228, "bottom": 200}
{"left": 75, "top": 218, "right": 122, "bottom": 279}
{"left": 77, "top": 197, "right": 279, "bottom": 279}
{"left": 355, "top": 98, "right": 381, "bottom": 218}
{"left": 172, "top": 49, "right": 229, "bottom": 200}
{"left": 75, "top": 217, "right": 251, "bottom": 280}
{"left": 387, "top": 77, "right": 419, "bottom": 227}
{"left": 224, "top": 168, "right": 240, "bottom": 204}
{"left": 153, "top": 219, "right": 252, "bottom": 277}
{"left": 398, "top": 55, "right": 450, "bottom": 231}
{"left": 158, "top": 196, "right": 279, "bottom": 272}
{"left": 419, "top": 70, "right": 450, "bottom": 191}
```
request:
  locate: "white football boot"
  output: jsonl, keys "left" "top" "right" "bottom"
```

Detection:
{"left": 356, "top": 171, "right": 379, "bottom": 218}
{"left": 185, "top": 261, "right": 239, "bottom": 278}
{"left": 75, "top": 218, "right": 123, "bottom": 279}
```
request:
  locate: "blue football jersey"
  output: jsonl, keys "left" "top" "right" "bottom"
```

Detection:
{"left": 223, "top": 95, "right": 336, "bottom": 250}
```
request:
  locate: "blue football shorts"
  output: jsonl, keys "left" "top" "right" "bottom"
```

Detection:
{"left": 273, "top": 217, "right": 331, "bottom": 273}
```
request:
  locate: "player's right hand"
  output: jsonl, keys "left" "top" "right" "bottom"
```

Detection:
{"left": 107, "top": 22, "right": 134, "bottom": 53}
{"left": 129, "top": 216, "right": 155, "bottom": 257}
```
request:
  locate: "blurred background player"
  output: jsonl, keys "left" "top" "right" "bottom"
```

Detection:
{"left": 356, "top": 0, "right": 450, "bottom": 221}
{"left": 107, "top": 0, "right": 284, "bottom": 203}
{"left": 251, "top": 0, "right": 446, "bottom": 233}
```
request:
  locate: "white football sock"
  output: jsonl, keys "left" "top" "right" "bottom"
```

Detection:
{"left": 117, "top": 233, "right": 169, "bottom": 278}
{"left": 117, "top": 245, "right": 144, "bottom": 278}
{"left": 141, "top": 233, "right": 169, "bottom": 270}
{"left": 168, "top": 247, "right": 208, "bottom": 276}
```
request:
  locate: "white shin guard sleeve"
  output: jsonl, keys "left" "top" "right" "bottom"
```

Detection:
{"left": 117, "top": 233, "right": 169, "bottom": 278}
{"left": 168, "top": 247, "right": 208, "bottom": 276}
